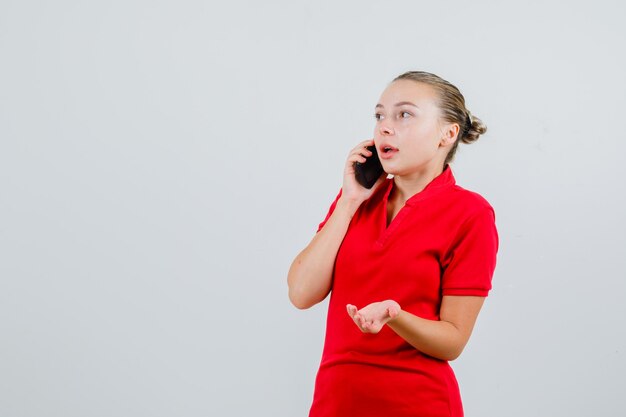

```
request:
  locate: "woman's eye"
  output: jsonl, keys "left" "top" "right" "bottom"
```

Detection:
{"left": 374, "top": 113, "right": 383, "bottom": 121}
{"left": 400, "top": 111, "right": 411, "bottom": 118}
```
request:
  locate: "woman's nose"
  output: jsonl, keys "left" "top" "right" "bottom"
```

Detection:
{"left": 379, "top": 121, "right": 394, "bottom": 135}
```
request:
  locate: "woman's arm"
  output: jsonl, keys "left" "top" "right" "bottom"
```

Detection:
{"left": 287, "top": 197, "right": 360, "bottom": 309}
{"left": 346, "top": 296, "right": 485, "bottom": 361}
{"left": 287, "top": 139, "right": 386, "bottom": 310}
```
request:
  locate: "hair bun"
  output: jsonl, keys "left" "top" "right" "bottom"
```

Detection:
{"left": 462, "top": 112, "right": 487, "bottom": 144}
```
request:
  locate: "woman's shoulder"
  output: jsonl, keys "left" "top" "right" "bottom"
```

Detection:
{"left": 449, "top": 183, "right": 495, "bottom": 216}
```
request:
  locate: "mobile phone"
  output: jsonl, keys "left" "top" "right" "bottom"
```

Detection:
{"left": 354, "top": 145, "right": 384, "bottom": 189}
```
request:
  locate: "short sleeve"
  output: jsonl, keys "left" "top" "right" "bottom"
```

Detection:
{"left": 316, "top": 189, "right": 343, "bottom": 232}
{"left": 441, "top": 207, "right": 499, "bottom": 297}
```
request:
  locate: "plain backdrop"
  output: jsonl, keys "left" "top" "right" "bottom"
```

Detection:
{"left": 1, "top": 1, "right": 625, "bottom": 416}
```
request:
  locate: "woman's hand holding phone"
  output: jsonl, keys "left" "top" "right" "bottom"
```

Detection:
{"left": 341, "top": 139, "right": 386, "bottom": 207}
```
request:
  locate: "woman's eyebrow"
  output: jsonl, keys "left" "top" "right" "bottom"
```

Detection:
{"left": 375, "top": 101, "right": 420, "bottom": 109}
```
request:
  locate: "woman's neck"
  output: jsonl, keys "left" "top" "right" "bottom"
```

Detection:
{"left": 391, "top": 164, "right": 445, "bottom": 204}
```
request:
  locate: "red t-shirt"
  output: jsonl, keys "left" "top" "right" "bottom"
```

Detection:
{"left": 309, "top": 165, "right": 499, "bottom": 417}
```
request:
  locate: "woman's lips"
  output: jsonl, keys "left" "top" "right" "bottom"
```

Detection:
{"left": 379, "top": 145, "right": 398, "bottom": 160}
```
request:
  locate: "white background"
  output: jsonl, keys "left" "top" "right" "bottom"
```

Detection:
{"left": 1, "top": 1, "right": 625, "bottom": 416}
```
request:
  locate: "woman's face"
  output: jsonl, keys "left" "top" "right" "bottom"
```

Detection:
{"left": 373, "top": 79, "right": 455, "bottom": 178}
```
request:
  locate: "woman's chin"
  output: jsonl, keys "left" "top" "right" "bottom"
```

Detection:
{"left": 380, "top": 164, "right": 403, "bottom": 177}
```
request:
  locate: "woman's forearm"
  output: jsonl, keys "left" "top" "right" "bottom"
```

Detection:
{"left": 387, "top": 312, "right": 466, "bottom": 361}
{"left": 384, "top": 296, "right": 485, "bottom": 361}
{"left": 287, "top": 197, "right": 361, "bottom": 309}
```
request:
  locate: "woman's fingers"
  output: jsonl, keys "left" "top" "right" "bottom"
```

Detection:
{"left": 353, "top": 142, "right": 374, "bottom": 155}
{"left": 347, "top": 146, "right": 372, "bottom": 164}
{"left": 347, "top": 153, "right": 367, "bottom": 164}
{"left": 348, "top": 140, "right": 374, "bottom": 158}
{"left": 353, "top": 146, "right": 373, "bottom": 157}
{"left": 347, "top": 305, "right": 367, "bottom": 330}
{"left": 347, "top": 303, "right": 383, "bottom": 332}
{"left": 354, "top": 139, "right": 374, "bottom": 150}
{"left": 341, "top": 139, "right": 382, "bottom": 202}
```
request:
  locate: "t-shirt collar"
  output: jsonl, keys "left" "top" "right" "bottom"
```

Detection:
{"left": 383, "top": 164, "right": 456, "bottom": 206}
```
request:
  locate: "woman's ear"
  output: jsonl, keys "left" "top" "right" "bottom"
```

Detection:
{"left": 439, "top": 122, "right": 460, "bottom": 147}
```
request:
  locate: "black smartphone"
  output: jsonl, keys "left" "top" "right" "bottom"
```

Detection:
{"left": 354, "top": 145, "right": 384, "bottom": 189}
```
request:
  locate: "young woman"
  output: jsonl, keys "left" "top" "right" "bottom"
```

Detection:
{"left": 288, "top": 71, "right": 499, "bottom": 417}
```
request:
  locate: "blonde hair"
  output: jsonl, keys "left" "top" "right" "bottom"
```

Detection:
{"left": 393, "top": 71, "right": 487, "bottom": 165}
